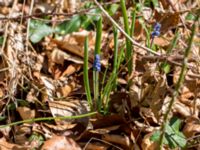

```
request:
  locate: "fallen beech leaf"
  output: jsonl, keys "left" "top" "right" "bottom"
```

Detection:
{"left": 41, "top": 76, "right": 55, "bottom": 101}
{"left": 48, "top": 100, "right": 89, "bottom": 125}
{"left": 102, "top": 134, "right": 130, "bottom": 148}
{"left": 61, "top": 64, "right": 81, "bottom": 77}
{"left": 57, "top": 81, "right": 76, "bottom": 97}
{"left": 154, "top": 10, "right": 180, "bottom": 33}
{"left": 17, "top": 107, "right": 36, "bottom": 120}
{"left": 0, "top": 137, "right": 29, "bottom": 150}
{"left": 183, "top": 117, "right": 200, "bottom": 138}
{"left": 153, "top": 37, "right": 170, "bottom": 47}
{"left": 173, "top": 101, "right": 191, "bottom": 117}
{"left": 41, "top": 135, "right": 81, "bottom": 150}
{"left": 51, "top": 48, "right": 83, "bottom": 65}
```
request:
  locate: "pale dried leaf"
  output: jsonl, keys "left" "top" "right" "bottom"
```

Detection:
{"left": 41, "top": 135, "right": 81, "bottom": 150}
{"left": 51, "top": 48, "right": 83, "bottom": 65}
{"left": 48, "top": 100, "right": 89, "bottom": 125}
{"left": 17, "top": 107, "right": 36, "bottom": 120}
{"left": 0, "top": 137, "right": 29, "bottom": 150}
{"left": 102, "top": 134, "right": 130, "bottom": 148}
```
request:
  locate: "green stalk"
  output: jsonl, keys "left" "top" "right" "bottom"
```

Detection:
{"left": 159, "top": 15, "right": 198, "bottom": 149}
{"left": 0, "top": 111, "right": 97, "bottom": 128}
{"left": 93, "top": 17, "right": 102, "bottom": 111}
{"left": 113, "top": 26, "right": 118, "bottom": 89}
{"left": 130, "top": 9, "right": 136, "bottom": 37}
{"left": 84, "top": 36, "right": 93, "bottom": 111}
{"left": 120, "top": 0, "right": 132, "bottom": 75}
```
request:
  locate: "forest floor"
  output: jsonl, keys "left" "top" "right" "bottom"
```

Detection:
{"left": 0, "top": 0, "right": 200, "bottom": 149}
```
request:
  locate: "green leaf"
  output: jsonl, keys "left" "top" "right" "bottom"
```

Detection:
{"left": 185, "top": 13, "right": 196, "bottom": 21}
{"left": 150, "top": 130, "right": 160, "bottom": 141}
{"left": 107, "top": 4, "right": 119, "bottom": 16}
{"left": 151, "top": 0, "right": 158, "bottom": 7}
{"left": 172, "top": 133, "right": 187, "bottom": 148}
{"left": 170, "top": 117, "right": 181, "bottom": 131}
{"left": 165, "top": 132, "right": 178, "bottom": 149}
{"left": 29, "top": 20, "right": 53, "bottom": 43}
{"left": 55, "top": 15, "right": 81, "bottom": 35}
{"left": 161, "top": 62, "right": 171, "bottom": 74}
{"left": 29, "top": 132, "right": 44, "bottom": 147}
{"left": 0, "top": 116, "right": 6, "bottom": 121}
{"left": 81, "top": 8, "right": 101, "bottom": 29}
{"left": 0, "top": 36, "right": 3, "bottom": 45}
{"left": 165, "top": 117, "right": 187, "bottom": 148}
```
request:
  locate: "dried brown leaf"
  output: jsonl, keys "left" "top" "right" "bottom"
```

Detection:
{"left": 102, "top": 134, "right": 130, "bottom": 149}
{"left": 0, "top": 137, "right": 29, "bottom": 150}
{"left": 17, "top": 107, "right": 36, "bottom": 120}
{"left": 41, "top": 135, "right": 81, "bottom": 150}
{"left": 48, "top": 100, "right": 89, "bottom": 125}
{"left": 183, "top": 117, "right": 200, "bottom": 138}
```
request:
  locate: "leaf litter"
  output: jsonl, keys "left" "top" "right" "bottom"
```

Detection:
{"left": 0, "top": 0, "right": 199, "bottom": 149}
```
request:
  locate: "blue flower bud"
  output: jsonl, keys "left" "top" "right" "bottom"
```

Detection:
{"left": 93, "top": 54, "right": 101, "bottom": 72}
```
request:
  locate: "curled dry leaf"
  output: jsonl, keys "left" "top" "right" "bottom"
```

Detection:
{"left": 140, "top": 107, "right": 158, "bottom": 124}
{"left": 61, "top": 64, "right": 82, "bottom": 77}
{"left": 41, "top": 135, "right": 81, "bottom": 150}
{"left": 57, "top": 81, "right": 76, "bottom": 97}
{"left": 173, "top": 101, "right": 192, "bottom": 117}
{"left": 41, "top": 76, "right": 56, "bottom": 102}
{"left": 17, "top": 107, "right": 36, "bottom": 120}
{"left": 51, "top": 30, "right": 94, "bottom": 61}
{"left": 183, "top": 117, "right": 200, "bottom": 138}
{"left": 102, "top": 134, "right": 131, "bottom": 149}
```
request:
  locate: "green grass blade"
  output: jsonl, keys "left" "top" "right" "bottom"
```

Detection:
{"left": 120, "top": 0, "right": 133, "bottom": 75}
{"left": 93, "top": 17, "right": 102, "bottom": 111}
{"left": 84, "top": 36, "right": 93, "bottom": 111}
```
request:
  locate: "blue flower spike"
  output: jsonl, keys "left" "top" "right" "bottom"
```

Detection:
{"left": 93, "top": 54, "right": 101, "bottom": 72}
{"left": 151, "top": 23, "right": 161, "bottom": 37}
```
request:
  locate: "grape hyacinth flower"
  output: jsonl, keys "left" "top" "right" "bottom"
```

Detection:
{"left": 151, "top": 22, "right": 161, "bottom": 38}
{"left": 150, "top": 23, "right": 161, "bottom": 48}
{"left": 93, "top": 54, "right": 101, "bottom": 72}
